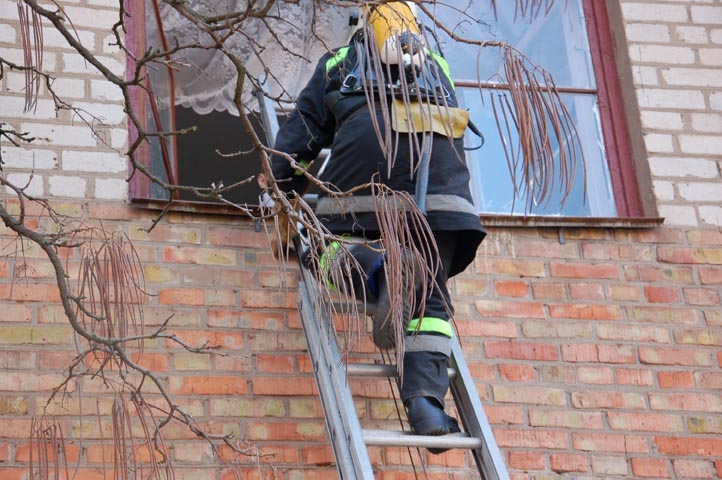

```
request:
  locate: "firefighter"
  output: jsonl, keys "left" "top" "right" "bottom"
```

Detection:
{"left": 267, "top": 2, "right": 485, "bottom": 450}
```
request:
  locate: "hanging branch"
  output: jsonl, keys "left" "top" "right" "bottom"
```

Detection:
{"left": 487, "top": 44, "right": 586, "bottom": 212}
{"left": 16, "top": 0, "right": 42, "bottom": 112}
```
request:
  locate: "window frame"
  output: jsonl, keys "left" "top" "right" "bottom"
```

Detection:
{"left": 468, "top": 0, "right": 660, "bottom": 227}
{"left": 124, "top": 1, "right": 660, "bottom": 225}
{"left": 583, "top": 0, "right": 648, "bottom": 219}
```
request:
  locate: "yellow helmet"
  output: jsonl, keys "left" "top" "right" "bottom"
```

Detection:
{"left": 360, "top": 2, "right": 425, "bottom": 66}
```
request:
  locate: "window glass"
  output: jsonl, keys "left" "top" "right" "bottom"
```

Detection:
{"left": 422, "top": 0, "right": 618, "bottom": 217}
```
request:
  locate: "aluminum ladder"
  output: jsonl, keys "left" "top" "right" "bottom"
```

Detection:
{"left": 294, "top": 241, "right": 509, "bottom": 479}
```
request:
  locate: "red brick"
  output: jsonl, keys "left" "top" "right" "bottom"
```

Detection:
{"left": 252, "top": 376, "right": 317, "bottom": 396}
{"left": 627, "top": 306, "right": 698, "bottom": 324}
{"left": 246, "top": 420, "right": 326, "bottom": 442}
{"left": 673, "top": 458, "right": 717, "bottom": 478}
{"left": 455, "top": 277, "right": 490, "bottom": 296}
{"left": 498, "top": 364, "right": 536, "bottom": 381}
{"left": 649, "top": 392, "right": 722, "bottom": 412}
{"left": 425, "top": 447, "right": 468, "bottom": 467}
{"left": 597, "top": 344, "right": 636, "bottom": 364}
{"left": 580, "top": 242, "right": 624, "bottom": 260}
{"left": 157, "top": 287, "right": 205, "bottom": 306}
{"left": 549, "top": 303, "right": 622, "bottom": 320}
{"left": 577, "top": 366, "right": 614, "bottom": 384}
{"left": 494, "top": 280, "right": 529, "bottom": 297}
{"left": 162, "top": 245, "right": 237, "bottom": 266}
{"left": 240, "top": 289, "right": 297, "bottom": 309}
{"left": 479, "top": 258, "right": 546, "bottom": 277}
{"left": 207, "top": 309, "right": 286, "bottom": 330}
{"left": 699, "top": 266, "right": 722, "bottom": 285}
{"left": 299, "top": 444, "right": 336, "bottom": 466}
{"left": 254, "top": 354, "right": 296, "bottom": 373}
{"left": 616, "top": 368, "right": 655, "bottom": 387}
{"left": 572, "top": 391, "right": 645, "bottom": 410}
{"left": 0, "top": 469, "right": 32, "bottom": 480}
{"left": 531, "top": 282, "right": 567, "bottom": 300}
{"left": 529, "top": 410, "right": 605, "bottom": 429}
{"left": 550, "top": 262, "right": 621, "bottom": 280}
{"left": 455, "top": 319, "right": 517, "bottom": 338}
{"left": 573, "top": 433, "right": 649, "bottom": 453}
{"left": 683, "top": 287, "right": 721, "bottom": 305}
{"left": 495, "top": 428, "right": 569, "bottom": 449}
{"left": 637, "top": 264, "right": 694, "bottom": 283}
{"left": 607, "top": 412, "right": 684, "bottom": 433}
{"left": 674, "top": 327, "right": 722, "bottom": 346}
{"left": 207, "top": 226, "right": 268, "bottom": 248}
{"left": 507, "top": 450, "right": 545, "bottom": 470}
{"left": 562, "top": 343, "right": 635, "bottom": 364}
{"left": 131, "top": 352, "right": 170, "bottom": 372}
{"left": 658, "top": 371, "right": 695, "bottom": 389}
{"left": 696, "top": 372, "right": 722, "bottom": 389}
{"left": 639, "top": 346, "right": 715, "bottom": 367}
{"left": 512, "top": 238, "right": 580, "bottom": 258}
{"left": 0, "top": 283, "right": 61, "bottom": 302}
{"left": 657, "top": 246, "right": 722, "bottom": 265}
{"left": 551, "top": 453, "right": 588, "bottom": 473}
{"left": 474, "top": 300, "right": 546, "bottom": 319}
{"left": 631, "top": 457, "right": 671, "bottom": 478}
{"left": 484, "top": 405, "right": 526, "bottom": 425}
{"left": 484, "top": 341, "right": 558, "bottom": 361}
{"left": 168, "top": 330, "right": 244, "bottom": 350}
{"left": 569, "top": 282, "right": 604, "bottom": 300}
{"left": 608, "top": 283, "right": 643, "bottom": 301}
{"left": 170, "top": 375, "right": 247, "bottom": 395}
{"left": 686, "top": 229, "right": 722, "bottom": 245}
{"left": 654, "top": 436, "right": 722, "bottom": 456}
{"left": 644, "top": 285, "right": 680, "bottom": 303}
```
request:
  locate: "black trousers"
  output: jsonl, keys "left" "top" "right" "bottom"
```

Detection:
{"left": 399, "top": 230, "right": 460, "bottom": 407}
{"left": 314, "top": 230, "right": 461, "bottom": 407}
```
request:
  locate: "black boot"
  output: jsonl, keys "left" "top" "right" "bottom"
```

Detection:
{"left": 405, "top": 396, "right": 461, "bottom": 454}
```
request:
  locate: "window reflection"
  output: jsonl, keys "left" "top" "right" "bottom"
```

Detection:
{"left": 422, "top": 0, "right": 616, "bottom": 217}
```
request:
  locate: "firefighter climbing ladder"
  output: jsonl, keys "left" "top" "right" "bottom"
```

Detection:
{"left": 257, "top": 89, "right": 509, "bottom": 480}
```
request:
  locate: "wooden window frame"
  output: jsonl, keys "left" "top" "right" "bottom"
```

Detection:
{"left": 124, "top": 1, "right": 660, "bottom": 225}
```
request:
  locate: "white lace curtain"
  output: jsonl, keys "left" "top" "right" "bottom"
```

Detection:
{"left": 145, "top": 0, "right": 352, "bottom": 115}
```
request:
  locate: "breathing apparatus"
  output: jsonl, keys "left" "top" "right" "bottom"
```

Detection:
{"left": 341, "top": 1, "right": 450, "bottom": 104}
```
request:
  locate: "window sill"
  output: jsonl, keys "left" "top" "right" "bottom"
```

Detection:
{"left": 479, "top": 214, "right": 664, "bottom": 229}
{"left": 130, "top": 199, "right": 664, "bottom": 230}
{"left": 129, "top": 198, "right": 259, "bottom": 217}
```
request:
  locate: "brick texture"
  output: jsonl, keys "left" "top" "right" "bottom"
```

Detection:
{"left": 1, "top": 0, "right": 721, "bottom": 479}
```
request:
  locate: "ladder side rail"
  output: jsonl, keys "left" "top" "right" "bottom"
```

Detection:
{"left": 256, "top": 86, "right": 281, "bottom": 149}
{"left": 297, "top": 267, "right": 375, "bottom": 479}
{"left": 449, "top": 336, "right": 510, "bottom": 480}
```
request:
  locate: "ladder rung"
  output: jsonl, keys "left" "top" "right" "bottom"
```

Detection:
{"left": 346, "top": 363, "right": 457, "bottom": 379}
{"left": 363, "top": 429, "right": 483, "bottom": 449}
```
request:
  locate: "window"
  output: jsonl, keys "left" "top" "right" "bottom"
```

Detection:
{"left": 424, "top": 0, "right": 646, "bottom": 218}
{"left": 127, "top": 1, "right": 648, "bottom": 219}
{"left": 126, "top": 1, "right": 345, "bottom": 210}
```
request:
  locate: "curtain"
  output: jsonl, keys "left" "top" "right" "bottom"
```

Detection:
{"left": 145, "top": 0, "right": 351, "bottom": 115}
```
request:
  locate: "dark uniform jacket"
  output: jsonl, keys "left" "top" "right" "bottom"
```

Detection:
{"left": 271, "top": 38, "right": 485, "bottom": 277}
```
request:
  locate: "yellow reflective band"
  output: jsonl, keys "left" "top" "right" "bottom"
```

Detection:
{"left": 430, "top": 52, "right": 454, "bottom": 90}
{"left": 326, "top": 46, "right": 350, "bottom": 72}
{"left": 407, "top": 317, "right": 453, "bottom": 338}
{"left": 319, "top": 241, "right": 342, "bottom": 276}
{"left": 293, "top": 160, "right": 312, "bottom": 176}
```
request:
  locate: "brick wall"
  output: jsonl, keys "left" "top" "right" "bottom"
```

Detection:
{"left": 1, "top": 0, "right": 721, "bottom": 479}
